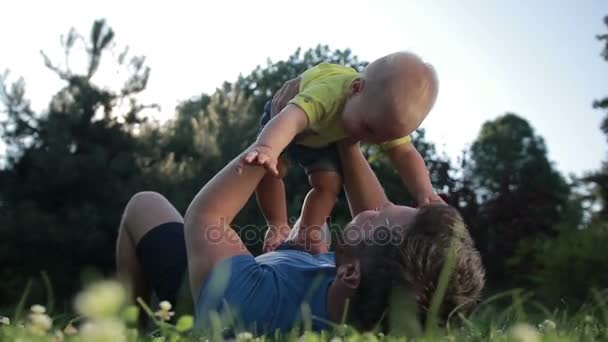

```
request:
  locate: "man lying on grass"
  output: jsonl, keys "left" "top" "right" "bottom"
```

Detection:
{"left": 116, "top": 136, "right": 485, "bottom": 334}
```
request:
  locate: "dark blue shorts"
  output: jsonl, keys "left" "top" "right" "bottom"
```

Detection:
{"left": 136, "top": 222, "right": 188, "bottom": 307}
{"left": 260, "top": 101, "right": 341, "bottom": 176}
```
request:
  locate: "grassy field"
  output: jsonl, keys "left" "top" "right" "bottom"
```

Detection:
{"left": 1, "top": 281, "right": 607, "bottom": 342}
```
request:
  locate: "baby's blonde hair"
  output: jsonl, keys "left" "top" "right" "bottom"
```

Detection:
{"left": 362, "top": 52, "right": 439, "bottom": 133}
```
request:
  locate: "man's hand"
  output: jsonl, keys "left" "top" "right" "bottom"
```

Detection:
{"left": 243, "top": 144, "right": 279, "bottom": 176}
{"left": 270, "top": 77, "right": 301, "bottom": 117}
{"left": 263, "top": 225, "right": 291, "bottom": 253}
{"left": 417, "top": 192, "right": 446, "bottom": 206}
{"left": 338, "top": 140, "right": 391, "bottom": 217}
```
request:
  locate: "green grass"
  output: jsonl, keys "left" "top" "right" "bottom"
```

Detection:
{"left": 1, "top": 282, "right": 607, "bottom": 342}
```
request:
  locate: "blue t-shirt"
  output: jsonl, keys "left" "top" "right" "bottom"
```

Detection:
{"left": 195, "top": 249, "right": 336, "bottom": 334}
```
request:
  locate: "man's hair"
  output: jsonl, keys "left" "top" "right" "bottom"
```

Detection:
{"left": 349, "top": 205, "right": 485, "bottom": 332}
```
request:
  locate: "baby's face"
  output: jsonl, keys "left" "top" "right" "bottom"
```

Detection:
{"left": 342, "top": 97, "right": 411, "bottom": 144}
{"left": 342, "top": 52, "right": 437, "bottom": 144}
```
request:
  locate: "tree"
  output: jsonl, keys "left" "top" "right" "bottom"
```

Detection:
{"left": 150, "top": 82, "right": 258, "bottom": 214}
{"left": 466, "top": 113, "right": 569, "bottom": 288}
{"left": 583, "top": 15, "right": 608, "bottom": 219}
{"left": 526, "top": 13, "right": 608, "bottom": 308}
{"left": 0, "top": 19, "right": 154, "bottom": 305}
{"left": 594, "top": 15, "right": 608, "bottom": 138}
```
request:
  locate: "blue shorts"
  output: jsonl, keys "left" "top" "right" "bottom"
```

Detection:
{"left": 260, "top": 101, "right": 341, "bottom": 176}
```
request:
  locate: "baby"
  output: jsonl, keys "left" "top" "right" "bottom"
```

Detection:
{"left": 244, "top": 52, "right": 443, "bottom": 253}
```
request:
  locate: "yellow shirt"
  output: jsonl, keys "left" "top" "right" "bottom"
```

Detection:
{"left": 288, "top": 62, "right": 411, "bottom": 149}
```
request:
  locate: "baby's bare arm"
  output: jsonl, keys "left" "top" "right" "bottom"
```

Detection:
{"left": 257, "top": 104, "right": 308, "bottom": 148}
{"left": 244, "top": 104, "right": 309, "bottom": 175}
{"left": 386, "top": 143, "right": 442, "bottom": 206}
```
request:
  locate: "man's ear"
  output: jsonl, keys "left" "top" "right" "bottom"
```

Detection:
{"left": 349, "top": 78, "right": 365, "bottom": 96}
{"left": 337, "top": 261, "right": 361, "bottom": 289}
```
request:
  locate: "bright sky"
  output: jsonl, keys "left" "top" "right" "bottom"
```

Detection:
{"left": 1, "top": 0, "right": 607, "bottom": 176}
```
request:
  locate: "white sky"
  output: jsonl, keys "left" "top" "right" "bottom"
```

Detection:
{"left": 1, "top": 0, "right": 607, "bottom": 176}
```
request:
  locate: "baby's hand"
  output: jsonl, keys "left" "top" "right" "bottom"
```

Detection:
{"left": 242, "top": 145, "right": 279, "bottom": 176}
{"left": 417, "top": 192, "right": 446, "bottom": 207}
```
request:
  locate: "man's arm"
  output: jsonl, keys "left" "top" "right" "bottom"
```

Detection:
{"left": 338, "top": 141, "right": 391, "bottom": 217}
{"left": 386, "top": 143, "right": 442, "bottom": 206}
{"left": 244, "top": 104, "right": 309, "bottom": 175}
{"left": 183, "top": 153, "right": 267, "bottom": 300}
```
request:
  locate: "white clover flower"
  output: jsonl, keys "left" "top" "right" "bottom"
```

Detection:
{"left": 75, "top": 280, "right": 126, "bottom": 319}
{"left": 30, "top": 305, "right": 46, "bottom": 315}
{"left": 63, "top": 322, "right": 78, "bottom": 335}
{"left": 159, "top": 301, "right": 172, "bottom": 311}
{"left": 154, "top": 310, "right": 175, "bottom": 322}
{"left": 538, "top": 319, "right": 556, "bottom": 333}
{"left": 26, "top": 319, "right": 51, "bottom": 336}
{"left": 80, "top": 319, "right": 127, "bottom": 342}
{"left": 236, "top": 331, "right": 254, "bottom": 341}
{"left": 26, "top": 307, "right": 52, "bottom": 336}
{"left": 0, "top": 316, "right": 9, "bottom": 325}
{"left": 154, "top": 301, "right": 175, "bottom": 322}
{"left": 30, "top": 313, "right": 52, "bottom": 329}
{"left": 508, "top": 323, "right": 540, "bottom": 342}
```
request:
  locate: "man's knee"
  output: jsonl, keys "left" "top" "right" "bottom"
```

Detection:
{"left": 122, "top": 191, "right": 182, "bottom": 243}
{"left": 129, "top": 191, "right": 167, "bottom": 205}
{"left": 126, "top": 191, "right": 169, "bottom": 217}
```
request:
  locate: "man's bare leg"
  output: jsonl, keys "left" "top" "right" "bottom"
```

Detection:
{"left": 116, "top": 191, "right": 183, "bottom": 309}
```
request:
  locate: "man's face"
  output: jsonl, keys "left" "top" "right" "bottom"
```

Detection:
{"left": 336, "top": 204, "right": 418, "bottom": 265}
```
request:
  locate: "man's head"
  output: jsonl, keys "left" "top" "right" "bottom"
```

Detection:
{"left": 334, "top": 204, "right": 485, "bottom": 331}
{"left": 342, "top": 52, "right": 439, "bottom": 144}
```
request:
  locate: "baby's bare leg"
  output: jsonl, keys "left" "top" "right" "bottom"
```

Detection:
{"left": 298, "top": 170, "right": 342, "bottom": 254}
{"left": 255, "top": 157, "right": 289, "bottom": 229}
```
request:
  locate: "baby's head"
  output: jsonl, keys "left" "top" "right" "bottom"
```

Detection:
{"left": 342, "top": 52, "right": 438, "bottom": 143}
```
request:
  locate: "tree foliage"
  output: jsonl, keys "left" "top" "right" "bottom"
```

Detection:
{"left": 594, "top": 16, "right": 608, "bottom": 136}
{"left": 0, "top": 19, "right": 155, "bottom": 303}
{"left": 584, "top": 15, "right": 608, "bottom": 220}
{"left": 466, "top": 114, "right": 570, "bottom": 288}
